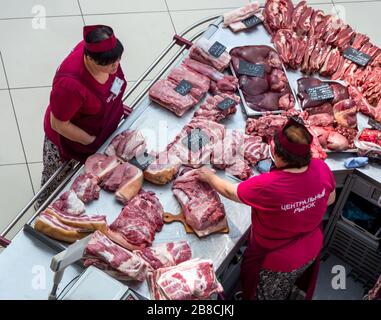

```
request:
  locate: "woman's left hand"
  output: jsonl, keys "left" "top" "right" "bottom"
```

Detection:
{"left": 123, "top": 104, "right": 133, "bottom": 117}
{"left": 195, "top": 166, "right": 216, "bottom": 183}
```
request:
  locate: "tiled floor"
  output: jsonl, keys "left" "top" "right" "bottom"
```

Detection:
{"left": 0, "top": 0, "right": 379, "bottom": 238}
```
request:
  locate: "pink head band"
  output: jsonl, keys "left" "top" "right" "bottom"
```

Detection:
{"left": 83, "top": 25, "right": 117, "bottom": 53}
{"left": 276, "top": 117, "right": 312, "bottom": 157}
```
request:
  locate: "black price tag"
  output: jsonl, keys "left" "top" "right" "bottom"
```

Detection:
{"left": 208, "top": 41, "right": 227, "bottom": 58}
{"left": 217, "top": 97, "right": 236, "bottom": 110}
{"left": 181, "top": 128, "right": 210, "bottom": 152}
{"left": 242, "top": 15, "right": 262, "bottom": 28}
{"left": 368, "top": 118, "right": 381, "bottom": 131}
{"left": 238, "top": 60, "right": 265, "bottom": 77}
{"left": 307, "top": 84, "right": 335, "bottom": 102}
{"left": 129, "top": 151, "right": 155, "bottom": 171}
{"left": 175, "top": 80, "right": 193, "bottom": 96}
{"left": 343, "top": 47, "right": 371, "bottom": 67}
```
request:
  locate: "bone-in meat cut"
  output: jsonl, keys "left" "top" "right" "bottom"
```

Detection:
{"left": 172, "top": 168, "right": 227, "bottom": 237}
{"left": 108, "top": 190, "right": 164, "bottom": 250}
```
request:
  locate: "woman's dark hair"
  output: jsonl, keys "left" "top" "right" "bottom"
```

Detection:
{"left": 84, "top": 26, "right": 124, "bottom": 66}
{"left": 273, "top": 125, "right": 312, "bottom": 168}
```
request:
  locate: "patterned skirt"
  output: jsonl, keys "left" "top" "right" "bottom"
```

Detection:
{"left": 256, "top": 259, "right": 315, "bottom": 300}
{"left": 36, "top": 136, "right": 76, "bottom": 209}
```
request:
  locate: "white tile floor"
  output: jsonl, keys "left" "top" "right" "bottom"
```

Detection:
{"left": 0, "top": 0, "right": 378, "bottom": 238}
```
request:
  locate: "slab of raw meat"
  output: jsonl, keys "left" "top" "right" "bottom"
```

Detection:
{"left": 84, "top": 231, "right": 149, "bottom": 281}
{"left": 327, "top": 131, "right": 349, "bottom": 151}
{"left": 143, "top": 150, "right": 182, "bottom": 185}
{"left": 167, "top": 65, "right": 210, "bottom": 100}
{"left": 105, "top": 129, "right": 147, "bottom": 161}
{"left": 189, "top": 38, "right": 231, "bottom": 72}
{"left": 108, "top": 190, "right": 164, "bottom": 250}
{"left": 84, "top": 154, "right": 120, "bottom": 182}
{"left": 172, "top": 168, "right": 227, "bottom": 237}
{"left": 193, "top": 93, "right": 239, "bottom": 122}
{"left": 308, "top": 113, "right": 334, "bottom": 127}
{"left": 51, "top": 190, "right": 85, "bottom": 216}
{"left": 228, "top": 12, "right": 264, "bottom": 33}
{"left": 147, "top": 258, "right": 224, "bottom": 300}
{"left": 34, "top": 207, "right": 107, "bottom": 243}
{"left": 333, "top": 99, "right": 358, "bottom": 128}
{"left": 244, "top": 135, "right": 270, "bottom": 165}
{"left": 263, "top": 0, "right": 294, "bottom": 34}
{"left": 101, "top": 162, "right": 143, "bottom": 204}
{"left": 305, "top": 103, "right": 333, "bottom": 116}
{"left": 134, "top": 241, "right": 192, "bottom": 270}
{"left": 245, "top": 113, "right": 288, "bottom": 140}
{"left": 182, "top": 58, "right": 238, "bottom": 93}
{"left": 149, "top": 79, "right": 198, "bottom": 117}
{"left": 70, "top": 173, "right": 100, "bottom": 203}
{"left": 223, "top": 2, "right": 261, "bottom": 26}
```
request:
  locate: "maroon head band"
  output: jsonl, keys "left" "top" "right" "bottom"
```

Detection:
{"left": 83, "top": 25, "right": 117, "bottom": 53}
{"left": 277, "top": 117, "right": 312, "bottom": 157}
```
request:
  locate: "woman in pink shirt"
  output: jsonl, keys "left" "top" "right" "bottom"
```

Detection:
{"left": 196, "top": 117, "right": 336, "bottom": 300}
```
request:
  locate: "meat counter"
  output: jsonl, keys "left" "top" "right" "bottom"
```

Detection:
{"left": 1, "top": 16, "right": 381, "bottom": 300}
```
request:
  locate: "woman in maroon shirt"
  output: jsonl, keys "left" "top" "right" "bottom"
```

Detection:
{"left": 37, "top": 25, "right": 130, "bottom": 208}
{"left": 196, "top": 118, "right": 336, "bottom": 300}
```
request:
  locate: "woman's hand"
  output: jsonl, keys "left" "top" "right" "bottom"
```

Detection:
{"left": 195, "top": 166, "right": 216, "bottom": 184}
{"left": 84, "top": 135, "right": 96, "bottom": 145}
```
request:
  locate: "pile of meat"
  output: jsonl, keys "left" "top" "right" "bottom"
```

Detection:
{"left": 230, "top": 45, "right": 295, "bottom": 112}
{"left": 359, "top": 129, "right": 381, "bottom": 147}
{"left": 148, "top": 258, "right": 223, "bottom": 300}
{"left": 84, "top": 231, "right": 193, "bottom": 282}
{"left": 245, "top": 111, "right": 328, "bottom": 159}
{"left": 264, "top": 0, "right": 381, "bottom": 122}
{"left": 297, "top": 78, "right": 358, "bottom": 151}
{"left": 107, "top": 190, "right": 164, "bottom": 250}
{"left": 172, "top": 168, "right": 228, "bottom": 237}
{"left": 223, "top": 2, "right": 263, "bottom": 33}
{"left": 149, "top": 37, "right": 238, "bottom": 117}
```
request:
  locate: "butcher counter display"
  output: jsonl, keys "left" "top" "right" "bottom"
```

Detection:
{"left": 1, "top": 0, "right": 381, "bottom": 300}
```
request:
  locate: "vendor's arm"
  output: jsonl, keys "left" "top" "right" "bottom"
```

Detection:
{"left": 50, "top": 113, "right": 95, "bottom": 145}
{"left": 327, "top": 189, "right": 336, "bottom": 206}
{"left": 196, "top": 166, "right": 241, "bottom": 203}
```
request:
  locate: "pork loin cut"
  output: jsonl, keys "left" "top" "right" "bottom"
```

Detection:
{"left": 147, "top": 258, "right": 224, "bottom": 300}
{"left": 134, "top": 241, "right": 192, "bottom": 270}
{"left": 223, "top": 2, "right": 261, "bottom": 26}
{"left": 167, "top": 65, "right": 210, "bottom": 100}
{"left": 108, "top": 190, "right": 164, "bottom": 250}
{"left": 70, "top": 173, "right": 100, "bottom": 203}
{"left": 84, "top": 231, "right": 149, "bottom": 281}
{"left": 193, "top": 93, "right": 239, "bottom": 123}
{"left": 149, "top": 79, "right": 198, "bottom": 117}
{"left": 51, "top": 189, "right": 85, "bottom": 216}
{"left": 189, "top": 38, "right": 231, "bottom": 72}
{"left": 105, "top": 129, "right": 146, "bottom": 161}
{"left": 84, "top": 154, "right": 120, "bottom": 182}
{"left": 172, "top": 168, "right": 227, "bottom": 237}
